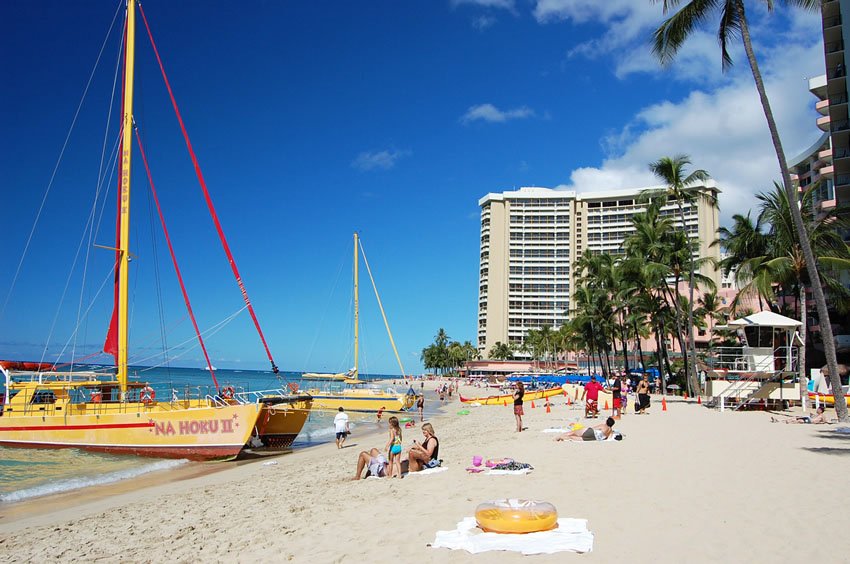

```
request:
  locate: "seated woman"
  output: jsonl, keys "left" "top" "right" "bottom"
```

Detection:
{"left": 407, "top": 422, "right": 440, "bottom": 472}
{"left": 556, "top": 417, "right": 616, "bottom": 442}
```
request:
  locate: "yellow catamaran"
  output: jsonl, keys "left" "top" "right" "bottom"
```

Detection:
{"left": 0, "top": 0, "right": 310, "bottom": 459}
{"left": 306, "top": 234, "right": 415, "bottom": 413}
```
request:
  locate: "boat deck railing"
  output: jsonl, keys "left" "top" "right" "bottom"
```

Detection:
{"left": 0, "top": 383, "right": 240, "bottom": 417}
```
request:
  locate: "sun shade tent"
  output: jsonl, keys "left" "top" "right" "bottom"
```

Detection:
{"left": 727, "top": 311, "right": 802, "bottom": 329}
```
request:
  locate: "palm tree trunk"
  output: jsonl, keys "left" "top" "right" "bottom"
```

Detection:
{"left": 737, "top": 3, "right": 846, "bottom": 421}
{"left": 634, "top": 320, "right": 647, "bottom": 371}
{"left": 662, "top": 283, "right": 691, "bottom": 394}
{"left": 678, "top": 200, "right": 701, "bottom": 396}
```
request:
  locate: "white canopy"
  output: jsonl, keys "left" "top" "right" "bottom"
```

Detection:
{"left": 727, "top": 311, "right": 802, "bottom": 329}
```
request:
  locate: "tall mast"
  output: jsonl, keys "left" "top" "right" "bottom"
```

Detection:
{"left": 353, "top": 232, "right": 359, "bottom": 380}
{"left": 118, "top": 0, "right": 137, "bottom": 393}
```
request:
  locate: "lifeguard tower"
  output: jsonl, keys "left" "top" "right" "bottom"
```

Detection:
{"left": 705, "top": 311, "right": 802, "bottom": 410}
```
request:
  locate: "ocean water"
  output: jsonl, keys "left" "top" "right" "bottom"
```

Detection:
{"left": 0, "top": 366, "right": 404, "bottom": 503}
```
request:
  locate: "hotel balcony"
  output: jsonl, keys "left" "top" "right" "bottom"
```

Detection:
{"left": 818, "top": 114, "right": 832, "bottom": 131}
{"left": 817, "top": 99, "right": 831, "bottom": 115}
{"left": 820, "top": 164, "right": 835, "bottom": 177}
{"left": 818, "top": 148, "right": 834, "bottom": 162}
{"left": 817, "top": 198, "right": 837, "bottom": 212}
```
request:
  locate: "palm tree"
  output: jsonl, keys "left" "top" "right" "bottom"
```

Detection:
{"left": 716, "top": 212, "right": 771, "bottom": 311}
{"left": 651, "top": 0, "right": 846, "bottom": 419}
{"left": 645, "top": 155, "right": 713, "bottom": 395}
{"left": 756, "top": 183, "right": 850, "bottom": 387}
{"left": 489, "top": 341, "right": 514, "bottom": 360}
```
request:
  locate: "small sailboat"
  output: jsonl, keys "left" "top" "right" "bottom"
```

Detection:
{"left": 0, "top": 0, "right": 310, "bottom": 459}
{"left": 306, "top": 234, "right": 415, "bottom": 413}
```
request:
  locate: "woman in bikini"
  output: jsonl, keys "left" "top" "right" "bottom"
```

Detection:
{"left": 386, "top": 416, "right": 403, "bottom": 478}
{"left": 513, "top": 381, "right": 525, "bottom": 432}
{"left": 556, "top": 417, "right": 616, "bottom": 441}
{"left": 408, "top": 422, "right": 440, "bottom": 473}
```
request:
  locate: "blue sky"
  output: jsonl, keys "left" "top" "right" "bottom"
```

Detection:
{"left": 0, "top": 1, "right": 827, "bottom": 374}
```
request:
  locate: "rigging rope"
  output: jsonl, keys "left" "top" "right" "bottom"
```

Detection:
{"left": 133, "top": 124, "right": 220, "bottom": 391}
{"left": 358, "top": 238, "right": 407, "bottom": 377}
{"left": 137, "top": 3, "right": 279, "bottom": 374}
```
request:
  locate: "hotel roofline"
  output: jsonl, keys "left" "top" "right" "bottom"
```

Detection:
{"left": 479, "top": 181, "right": 720, "bottom": 207}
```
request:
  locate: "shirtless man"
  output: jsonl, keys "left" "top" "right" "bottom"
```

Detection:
{"left": 636, "top": 375, "right": 650, "bottom": 414}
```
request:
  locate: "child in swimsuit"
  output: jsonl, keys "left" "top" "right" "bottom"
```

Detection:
{"left": 386, "top": 416, "right": 403, "bottom": 478}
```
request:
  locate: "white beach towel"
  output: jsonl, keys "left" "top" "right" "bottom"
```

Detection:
{"left": 432, "top": 517, "right": 594, "bottom": 555}
{"left": 261, "top": 460, "right": 278, "bottom": 466}
{"left": 541, "top": 428, "right": 569, "bottom": 433}
{"left": 407, "top": 466, "right": 449, "bottom": 476}
{"left": 486, "top": 468, "right": 532, "bottom": 475}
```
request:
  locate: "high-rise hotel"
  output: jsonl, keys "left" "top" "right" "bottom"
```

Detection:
{"left": 477, "top": 185, "right": 720, "bottom": 355}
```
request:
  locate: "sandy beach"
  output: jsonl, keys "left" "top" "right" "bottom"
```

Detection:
{"left": 2, "top": 384, "right": 849, "bottom": 562}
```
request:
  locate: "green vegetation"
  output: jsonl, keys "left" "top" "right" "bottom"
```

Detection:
{"left": 651, "top": 0, "right": 847, "bottom": 420}
{"left": 420, "top": 329, "right": 478, "bottom": 375}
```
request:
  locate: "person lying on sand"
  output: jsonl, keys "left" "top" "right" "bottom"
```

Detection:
{"left": 771, "top": 406, "right": 833, "bottom": 425}
{"left": 407, "top": 422, "right": 440, "bottom": 472}
{"left": 556, "top": 417, "right": 616, "bottom": 442}
{"left": 352, "top": 448, "right": 388, "bottom": 480}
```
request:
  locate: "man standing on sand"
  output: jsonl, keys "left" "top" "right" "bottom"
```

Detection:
{"left": 581, "top": 375, "right": 609, "bottom": 418}
{"left": 334, "top": 406, "right": 350, "bottom": 449}
{"left": 611, "top": 375, "right": 622, "bottom": 418}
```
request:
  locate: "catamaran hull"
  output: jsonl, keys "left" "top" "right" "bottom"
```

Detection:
{"left": 459, "top": 386, "right": 566, "bottom": 405}
{"left": 255, "top": 396, "right": 313, "bottom": 448}
{"left": 308, "top": 394, "right": 413, "bottom": 413}
{"left": 0, "top": 402, "right": 261, "bottom": 461}
{"left": 808, "top": 392, "right": 850, "bottom": 407}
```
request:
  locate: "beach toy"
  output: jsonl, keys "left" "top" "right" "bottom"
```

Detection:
{"left": 569, "top": 422, "right": 584, "bottom": 431}
{"left": 400, "top": 417, "right": 413, "bottom": 423}
{"left": 472, "top": 455, "right": 483, "bottom": 467}
{"left": 457, "top": 409, "right": 470, "bottom": 415}
{"left": 404, "top": 422, "right": 414, "bottom": 428}
{"left": 475, "top": 499, "right": 558, "bottom": 534}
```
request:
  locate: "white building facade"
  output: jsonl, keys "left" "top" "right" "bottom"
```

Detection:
{"left": 477, "top": 185, "right": 720, "bottom": 356}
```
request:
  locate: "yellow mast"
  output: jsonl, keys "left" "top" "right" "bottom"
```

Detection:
{"left": 118, "top": 0, "right": 137, "bottom": 393}
{"left": 359, "top": 238, "right": 407, "bottom": 377}
{"left": 353, "top": 232, "right": 359, "bottom": 380}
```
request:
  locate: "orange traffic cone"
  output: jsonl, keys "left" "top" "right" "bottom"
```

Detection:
{"left": 697, "top": 395, "right": 702, "bottom": 405}
{"left": 503, "top": 400, "right": 507, "bottom": 407}
{"left": 546, "top": 402, "right": 551, "bottom": 414}
{"left": 604, "top": 400, "right": 609, "bottom": 410}
{"left": 662, "top": 397, "right": 668, "bottom": 411}
{"left": 531, "top": 400, "right": 536, "bottom": 409}
{"left": 566, "top": 396, "right": 572, "bottom": 406}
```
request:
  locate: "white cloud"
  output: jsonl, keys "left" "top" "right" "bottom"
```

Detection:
{"left": 473, "top": 15, "right": 497, "bottom": 31}
{"left": 460, "top": 103, "right": 535, "bottom": 124}
{"left": 555, "top": 39, "right": 826, "bottom": 226}
{"left": 351, "top": 149, "right": 411, "bottom": 171}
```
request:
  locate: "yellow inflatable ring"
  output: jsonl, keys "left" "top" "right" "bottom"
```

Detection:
{"left": 475, "top": 499, "right": 558, "bottom": 534}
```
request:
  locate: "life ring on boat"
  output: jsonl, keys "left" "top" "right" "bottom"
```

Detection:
{"left": 288, "top": 382, "right": 299, "bottom": 393}
{"left": 140, "top": 386, "right": 156, "bottom": 405}
{"left": 475, "top": 499, "right": 559, "bottom": 534}
{"left": 221, "top": 386, "right": 235, "bottom": 400}
{"left": 91, "top": 391, "right": 102, "bottom": 404}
